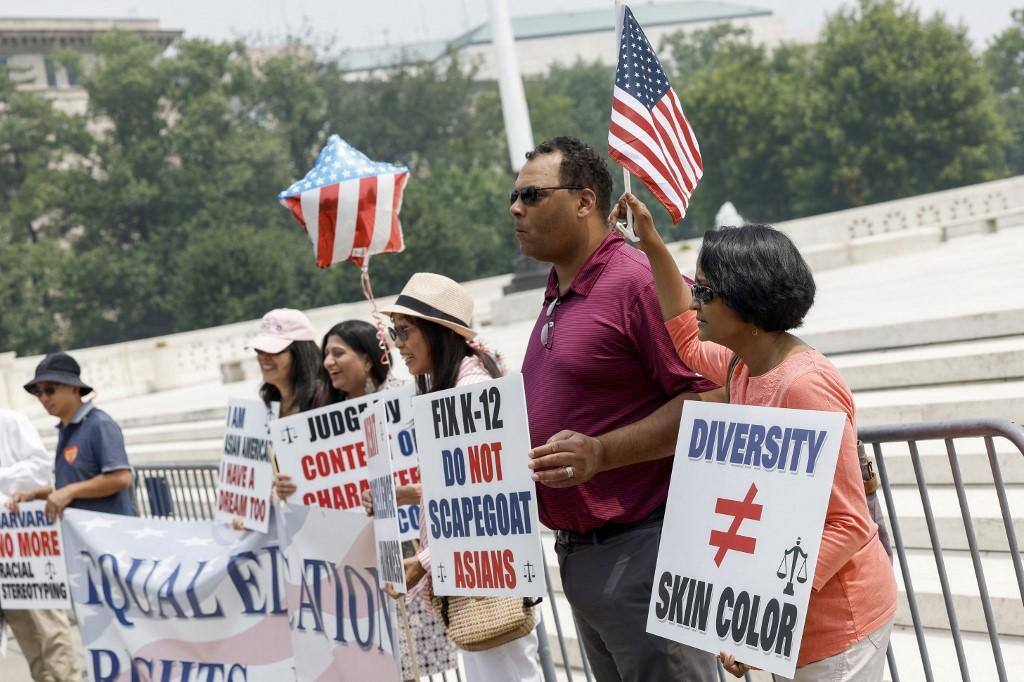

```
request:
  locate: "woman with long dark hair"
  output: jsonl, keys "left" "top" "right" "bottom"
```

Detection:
{"left": 375, "top": 272, "right": 541, "bottom": 682}
{"left": 615, "top": 193, "right": 896, "bottom": 681}
{"left": 248, "top": 308, "right": 323, "bottom": 417}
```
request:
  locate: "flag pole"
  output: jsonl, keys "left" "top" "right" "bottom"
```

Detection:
{"left": 614, "top": 0, "right": 634, "bottom": 235}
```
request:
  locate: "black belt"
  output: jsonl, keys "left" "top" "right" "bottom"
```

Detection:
{"left": 555, "top": 506, "right": 666, "bottom": 546}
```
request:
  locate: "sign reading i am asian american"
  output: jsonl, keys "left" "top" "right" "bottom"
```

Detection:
{"left": 215, "top": 398, "right": 278, "bottom": 532}
{"left": 271, "top": 385, "right": 417, "bottom": 517}
{"left": 364, "top": 402, "right": 406, "bottom": 593}
{"left": 0, "top": 501, "right": 72, "bottom": 609}
{"left": 412, "top": 374, "right": 545, "bottom": 598}
{"left": 646, "top": 401, "right": 845, "bottom": 678}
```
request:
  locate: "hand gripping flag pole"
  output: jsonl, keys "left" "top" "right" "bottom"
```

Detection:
{"left": 279, "top": 135, "right": 410, "bottom": 365}
{"left": 608, "top": 3, "right": 704, "bottom": 230}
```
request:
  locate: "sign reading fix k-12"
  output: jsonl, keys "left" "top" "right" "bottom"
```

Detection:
{"left": 646, "top": 401, "right": 845, "bottom": 678}
{"left": 413, "top": 374, "right": 546, "bottom": 598}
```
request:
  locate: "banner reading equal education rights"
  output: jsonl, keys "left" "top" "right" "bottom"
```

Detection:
{"left": 412, "top": 374, "right": 546, "bottom": 598}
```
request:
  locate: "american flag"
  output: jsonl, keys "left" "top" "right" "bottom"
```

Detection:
{"left": 608, "top": 5, "right": 702, "bottom": 223}
{"left": 279, "top": 135, "right": 408, "bottom": 268}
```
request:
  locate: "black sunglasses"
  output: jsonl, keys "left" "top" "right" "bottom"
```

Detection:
{"left": 690, "top": 283, "right": 715, "bottom": 305}
{"left": 540, "top": 297, "right": 560, "bottom": 349}
{"left": 509, "top": 185, "right": 583, "bottom": 206}
{"left": 31, "top": 385, "right": 59, "bottom": 397}
{"left": 387, "top": 325, "right": 411, "bottom": 342}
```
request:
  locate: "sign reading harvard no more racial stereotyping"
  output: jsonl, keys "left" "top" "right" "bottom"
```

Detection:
{"left": 646, "top": 401, "right": 845, "bottom": 678}
{"left": 215, "top": 399, "right": 277, "bottom": 532}
{"left": 0, "top": 501, "right": 72, "bottom": 609}
{"left": 412, "top": 374, "right": 545, "bottom": 598}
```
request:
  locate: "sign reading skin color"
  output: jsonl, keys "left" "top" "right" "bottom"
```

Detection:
{"left": 646, "top": 401, "right": 845, "bottom": 678}
{"left": 364, "top": 402, "right": 407, "bottom": 593}
{"left": 279, "top": 503, "right": 401, "bottom": 682}
{"left": 412, "top": 373, "right": 546, "bottom": 598}
{"left": 215, "top": 399, "right": 278, "bottom": 532}
{"left": 271, "top": 386, "right": 419, "bottom": 520}
{"left": 0, "top": 501, "right": 72, "bottom": 609}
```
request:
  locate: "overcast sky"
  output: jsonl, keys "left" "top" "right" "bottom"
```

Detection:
{"left": 0, "top": 0, "right": 1018, "bottom": 50}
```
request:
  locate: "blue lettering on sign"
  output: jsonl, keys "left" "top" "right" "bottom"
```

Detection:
{"left": 686, "top": 419, "right": 830, "bottom": 475}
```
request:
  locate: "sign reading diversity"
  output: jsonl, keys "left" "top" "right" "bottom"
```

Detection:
{"left": 0, "top": 501, "right": 71, "bottom": 609}
{"left": 62, "top": 506, "right": 399, "bottom": 682}
{"left": 271, "top": 386, "right": 415, "bottom": 515}
{"left": 412, "top": 374, "right": 545, "bottom": 598}
{"left": 646, "top": 401, "right": 845, "bottom": 678}
{"left": 364, "top": 403, "right": 406, "bottom": 592}
{"left": 215, "top": 399, "right": 277, "bottom": 532}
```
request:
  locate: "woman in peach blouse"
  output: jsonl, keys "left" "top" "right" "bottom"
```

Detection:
{"left": 611, "top": 193, "right": 897, "bottom": 681}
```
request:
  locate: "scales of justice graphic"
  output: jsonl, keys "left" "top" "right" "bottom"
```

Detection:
{"left": 777, "top": 537, "right": 809, "bottom": 595}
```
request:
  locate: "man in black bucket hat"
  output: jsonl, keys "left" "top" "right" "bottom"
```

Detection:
{"left": 12, "top": 352, "right": 134, "bottom": 520}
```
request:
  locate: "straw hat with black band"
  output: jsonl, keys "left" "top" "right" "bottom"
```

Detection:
{"left": 380, "top": 273, "right": 478, "bottom": 340}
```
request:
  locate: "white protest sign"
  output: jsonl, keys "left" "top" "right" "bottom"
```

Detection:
{"left": 215, "top": 398, "right": 277, "bottom": 532}
{"left": 412, "top": 374, "right": 545, "bottom": 598}
{"left": 0, "top": 501, "right": 72, "bottom": 609}
{"left": 270, "top": 386, "right": 414, "bottom": 514}
{"left": 385, "top": 386, "right": 423, "bottom": 543}
{"left": 364, "top": 402, "right": 406, "bottom": 593}
{"left": 646, "top": 401, "right": 845, "bottom": 678}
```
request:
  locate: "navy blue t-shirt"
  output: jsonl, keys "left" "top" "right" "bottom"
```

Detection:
{"left": 54, "top": 403, "right": 135, "bottom": 516}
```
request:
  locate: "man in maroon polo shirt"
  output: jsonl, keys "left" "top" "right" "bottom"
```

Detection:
{"left": 514, "top": 136, "right": 717, "bottom": 681}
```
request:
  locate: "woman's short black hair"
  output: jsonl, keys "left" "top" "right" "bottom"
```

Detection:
{"left": 259, "top": 339, "right": 324, "bottom": 413}
{"left": 698, "top": 224, "right": 816, "bottom": 332}
{"left": 318, "top": 320, "right": 391, "bottom": 404}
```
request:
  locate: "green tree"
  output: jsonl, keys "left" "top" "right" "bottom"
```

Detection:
{"left": 789, "top": 0, "right": 1009, "bottom": 214}
{"left": 661, "top": 26, "right": 812, "bottom": 227}
{"left": 984, "top": 9, "right": 1024, "bottom": 174}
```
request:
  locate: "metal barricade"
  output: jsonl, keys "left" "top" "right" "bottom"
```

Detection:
{"left": 859, "top": 418, "right": 1024, "bottom": 682}
{"left": 133, "top": 416, "right": 1023, "bottom": 682}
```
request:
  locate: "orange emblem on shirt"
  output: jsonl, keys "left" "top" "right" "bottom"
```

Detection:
{"left": 63, "top": 445, "right": 79, "bottom": 464}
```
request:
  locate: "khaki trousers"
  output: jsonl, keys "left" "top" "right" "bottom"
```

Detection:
{"left": 4, "top": 608, "right": 83, "bottom": 682}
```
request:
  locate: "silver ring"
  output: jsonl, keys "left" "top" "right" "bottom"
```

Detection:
{"left": 565, "top": 465, "right": 575, "bottom": 480}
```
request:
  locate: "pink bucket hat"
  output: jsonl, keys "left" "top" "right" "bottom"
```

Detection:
{"left": 247, "top": 308, "right": 316, "bottom": 354}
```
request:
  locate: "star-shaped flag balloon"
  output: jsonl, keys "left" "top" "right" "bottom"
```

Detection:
{"left": 279, "top": 135, "right": 409, "bottom": 268}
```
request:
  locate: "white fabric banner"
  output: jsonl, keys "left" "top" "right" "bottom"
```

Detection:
{"left": 62, "top": 506, "right": 400, "bottom": 682}
{"left": 646, "top": 401, "right": 845, "bottom": 678}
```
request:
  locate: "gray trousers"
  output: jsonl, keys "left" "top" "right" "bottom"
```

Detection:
{"left": 555, "top": 522, "right": 718, "bottom": 682}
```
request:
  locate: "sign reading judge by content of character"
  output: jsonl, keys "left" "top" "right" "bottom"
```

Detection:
{"left": 412, "top": 374, "right": 546, "bottom": 598}
{"left": 646, "top": 401, "right": 845, "bottom": 678}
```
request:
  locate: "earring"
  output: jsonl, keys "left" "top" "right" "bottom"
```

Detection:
{"left": 364, "top": 375, "right": 376, "bottom": 395}
{"left": 752, "top": 328, "right": 759, "bottom": 337}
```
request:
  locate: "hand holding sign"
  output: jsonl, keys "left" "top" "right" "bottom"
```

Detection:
{"left": 528, "top": 430, "right": 606, "bottom": 487}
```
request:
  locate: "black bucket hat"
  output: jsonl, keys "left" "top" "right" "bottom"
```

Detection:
{"left": 23, "top": 352, "right": 93, "bottom": 396}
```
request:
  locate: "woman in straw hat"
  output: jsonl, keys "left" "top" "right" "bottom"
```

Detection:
{"left": 373, "top": 272, "right": 542, "bottom": 682}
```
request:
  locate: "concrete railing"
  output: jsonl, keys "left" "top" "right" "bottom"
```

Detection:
{"left": 2, "top": 176, "right": 1022, "bottom": 413}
